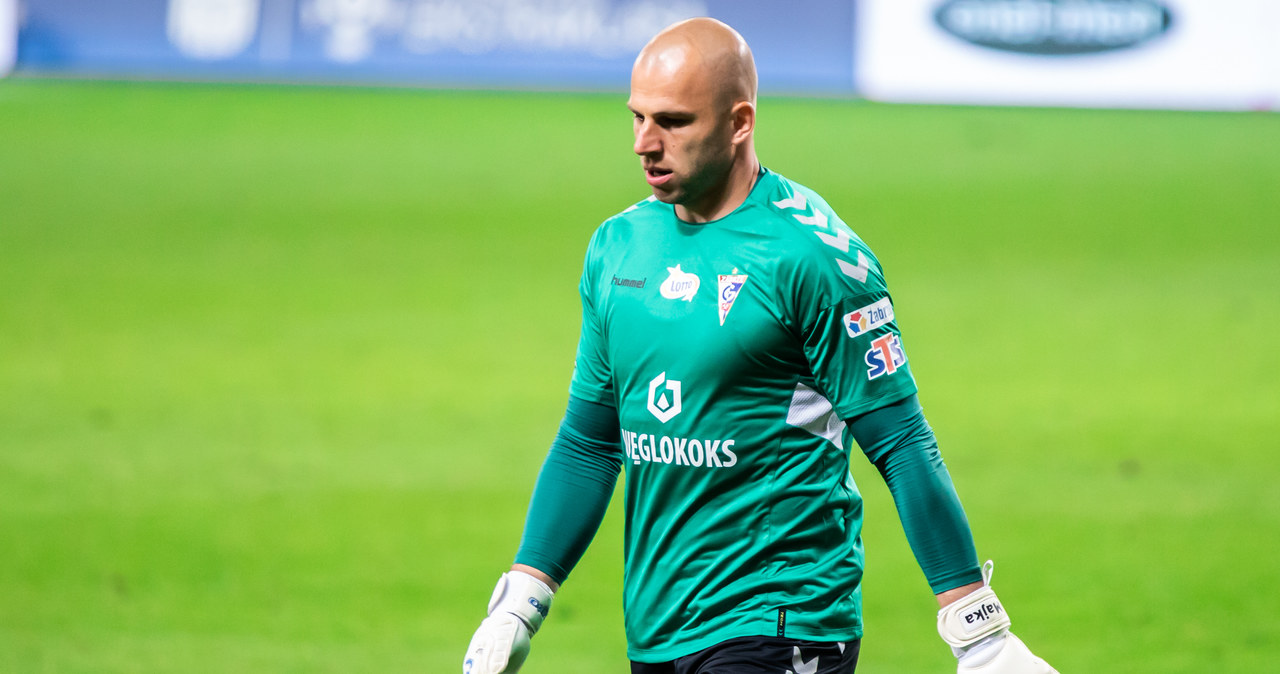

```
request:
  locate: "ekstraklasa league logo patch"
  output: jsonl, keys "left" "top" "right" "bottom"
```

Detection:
{"left": 717, "top": 269, "right": 748, "bottom": 326}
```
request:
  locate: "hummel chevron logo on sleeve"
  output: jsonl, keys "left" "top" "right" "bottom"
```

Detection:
{"left": 792, "top": 209, "right": 827, "bottom": 228}
{"left": 838, "top": 252, "right": 871, "bottom": 283}
{"left": 772, "top": 194, "right": 808, "bottom": 211}
{"left": 773, "top": 191, "right": 872, "bottom": 283}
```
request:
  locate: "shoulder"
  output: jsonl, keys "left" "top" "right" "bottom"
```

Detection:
{"left": 763, "top": 171, "right": 836, "bottom": 217}
{"left": 581, "top": 195, "right": 664, "bottom": 251}
{"left": 754, "top": 171, "right": 887, "bottom": 302}
{"left": 603, "top": 194, "right": 666, "bottom": 230}
{"left": 575, "top": 195, "right": 667, "bottom": 286}
{"left": 749, "top": 172, "right": 861, "bottom": 255}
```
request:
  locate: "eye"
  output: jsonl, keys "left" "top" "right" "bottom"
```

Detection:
{"left": 655, "top": 115, "right": 691, "bottom": 129}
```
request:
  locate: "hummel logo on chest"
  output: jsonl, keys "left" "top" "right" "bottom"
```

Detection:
{"left": 612, "top": 275, "right": 647, "bottom": 289}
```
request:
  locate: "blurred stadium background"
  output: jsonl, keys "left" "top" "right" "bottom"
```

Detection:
{"left": 1, "top": 1, "right": 1277, "bottom": 672}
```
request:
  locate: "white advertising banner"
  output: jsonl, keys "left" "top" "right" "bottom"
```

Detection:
{"left": 856, "top": 0, "right": 1279, "bottom": 110}
{"left": 1, "top": 0, "right": 16, "bottom": 77}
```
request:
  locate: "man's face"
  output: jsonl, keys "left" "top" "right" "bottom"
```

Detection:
{"left": 628, "top": 58, "right": 735, "bottom": 212}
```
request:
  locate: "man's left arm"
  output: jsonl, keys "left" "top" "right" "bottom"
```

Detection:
{"left": 848, "top": 395, "right": 1058, "bottom": 673}
{"left": 785, "top": 218, "right": 1058, "bottom": 671}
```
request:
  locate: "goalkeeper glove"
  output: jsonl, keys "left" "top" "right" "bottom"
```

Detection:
{"left": 463, "top": 570, "right": 554, "bottom": 674}
{"left": 937, "top": 561, "right": 1058, "bottom": 674}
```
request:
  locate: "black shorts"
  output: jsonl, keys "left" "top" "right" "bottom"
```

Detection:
{"left": 630, "top": 636, "right": 860, "bottom": 674}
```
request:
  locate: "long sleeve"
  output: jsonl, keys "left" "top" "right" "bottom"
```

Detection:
{"left": 512, "top": 395, "right": 623, "bottom": 585}
{"left": 848, "top": 394, "right": 983, "bottom": 593}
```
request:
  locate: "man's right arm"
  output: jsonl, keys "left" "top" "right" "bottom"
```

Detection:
{"left": 463, "top": 395, "right": 622, "bottom": 674}
{"left": 509, "top": 564, "right": 559, "bottom": 592}
{"left": 512, "top": 394, "right": 622, "bottom": 583}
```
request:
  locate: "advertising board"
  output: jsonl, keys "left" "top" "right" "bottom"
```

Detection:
{"left": 856, "top": 0, "right": 1279, "bottom": 110}
{"left": 11, "top": 0, "right": 854, "bottom": 94}
{"left": 1, "top": 0, "right": 15, "bottom": 76}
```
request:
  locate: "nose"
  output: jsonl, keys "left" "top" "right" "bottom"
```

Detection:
{"left": 634, "top": 119, "right": 660, "bottom": 157}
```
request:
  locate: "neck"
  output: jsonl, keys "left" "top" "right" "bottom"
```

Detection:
{"left": 676, "top": 149, "right": 761, "bottom": 224}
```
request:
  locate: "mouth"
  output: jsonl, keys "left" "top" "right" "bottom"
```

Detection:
{"left": 645, "top": 166, "right": 673, "bottom": 187}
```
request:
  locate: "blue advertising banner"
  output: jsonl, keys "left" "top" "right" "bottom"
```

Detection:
{"left": 12, "top": 0, "right": 855, "bottom": 95}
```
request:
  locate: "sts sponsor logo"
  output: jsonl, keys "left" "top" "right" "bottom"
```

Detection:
{"left": 843, "top": 297, "right": 894, "bottom": 337}
{"left": 865, "top": 334, "right": 907, "bottom": 380}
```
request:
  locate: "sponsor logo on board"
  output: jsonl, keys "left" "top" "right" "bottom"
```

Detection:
{"left": 934, "top": 0, "right": 1174, "bottom": 56}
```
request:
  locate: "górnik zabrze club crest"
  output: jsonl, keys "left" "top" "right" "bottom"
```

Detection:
{"left": 717, "top": 269, "right": 747, "bottom": 326}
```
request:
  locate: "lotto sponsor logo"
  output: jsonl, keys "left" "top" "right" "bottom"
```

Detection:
{"left": 660, "top": 264, "right": 699, "bottom": 301}
{"left": 843, "top": 297, "right": 894, "bottom": 337}
{"left": 621, "top": 429, "right": 738, "bottom": 469}
{"left": 865, "top": 334, "right": 907, "bottom": 380}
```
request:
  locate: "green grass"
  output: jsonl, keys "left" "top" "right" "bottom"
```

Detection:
{"left": 1, "top": 78, "right": 1277, "bottom": 672}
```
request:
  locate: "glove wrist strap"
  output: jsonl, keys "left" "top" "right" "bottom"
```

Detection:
{"left": 487, "top": 571, "right": 554, "bottom": 635}
{"left": 937, "top": 560, "right": 1011, "bottom": 649}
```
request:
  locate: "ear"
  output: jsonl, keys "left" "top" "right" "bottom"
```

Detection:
{"left": 729, "top": 100, "right": 755, "bottom": 147}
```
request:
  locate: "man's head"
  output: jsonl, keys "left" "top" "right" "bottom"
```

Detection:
{"left": 629, "top": 18, "right": 759, "bottom": 222}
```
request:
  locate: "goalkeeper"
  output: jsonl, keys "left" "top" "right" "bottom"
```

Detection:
{"left": 464, "top": 17, "right": 1058, "bottom": 674}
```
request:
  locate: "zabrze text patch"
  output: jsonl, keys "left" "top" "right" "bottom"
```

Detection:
{"left": 843, "top": 298, "right": 894, "bottom": 337}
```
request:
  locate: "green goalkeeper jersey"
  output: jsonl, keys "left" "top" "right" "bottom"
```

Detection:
{"left": 569, "top": 168, "right": 918, "bottom": 661}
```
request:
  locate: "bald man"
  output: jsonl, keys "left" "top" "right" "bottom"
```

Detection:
{"left": 464, "top": 18, "right": 1056, "bottom": 674}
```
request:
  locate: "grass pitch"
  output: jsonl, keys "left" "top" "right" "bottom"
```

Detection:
{"left": 1, "top": 78, "right": 1277, "bottom": 672}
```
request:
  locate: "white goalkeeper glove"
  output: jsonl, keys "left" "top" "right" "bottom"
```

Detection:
{"left": 937, "top": 561, "right": 1058, "bottom": 674}
{"left": 463, "top": 570, "right": 554, "bottom": 674}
